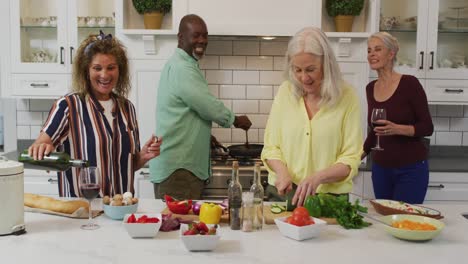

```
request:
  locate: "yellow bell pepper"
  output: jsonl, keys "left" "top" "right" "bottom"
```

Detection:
{"left": 199, "top": 203, "right": 223, "bottom": 224}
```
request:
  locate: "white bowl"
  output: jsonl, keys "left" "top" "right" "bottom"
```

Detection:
{"left": 180, "top": 224, "right": 220, "bottom": 251}
{"left": 103, "top": 203, "right": 138, "bottom": 220}
{"left": 274, "top": 216, "right": 326, "bottom": 241}
{"left": 123, "top": 213, "right": 162, "bottom": 238}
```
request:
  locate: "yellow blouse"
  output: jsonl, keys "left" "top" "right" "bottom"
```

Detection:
{"left": 261, "top": 80, "right": 363, "bottom": 194}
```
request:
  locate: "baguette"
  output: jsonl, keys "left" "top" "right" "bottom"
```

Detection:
{"left": 24, "top": 193, "right": 89, "bottom": 215}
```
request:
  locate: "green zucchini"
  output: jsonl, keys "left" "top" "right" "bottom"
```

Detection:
{"left": 270, "top": 206, "right": 283, "bottom": 214}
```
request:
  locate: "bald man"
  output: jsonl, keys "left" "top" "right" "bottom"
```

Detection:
{"left": 150, "top": 14, "right": 251, "bottom": 200}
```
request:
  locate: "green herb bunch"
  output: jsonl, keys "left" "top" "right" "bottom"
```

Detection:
{"left": 132, "top": 0, "right": 172, "bottom": 15}
{"left": 326, "top": 0, "right": 365, "bottom": 17}
{"left": 305, "top": 193, "right": 371, "bottom": 229}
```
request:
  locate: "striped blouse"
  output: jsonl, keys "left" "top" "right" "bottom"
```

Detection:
{"left": 42, "top": 93, "right": 141, "bottom": 197}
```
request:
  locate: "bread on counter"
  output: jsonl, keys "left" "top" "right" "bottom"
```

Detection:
{"left": 24, "top": 193, "right": 89, "bottom": 215}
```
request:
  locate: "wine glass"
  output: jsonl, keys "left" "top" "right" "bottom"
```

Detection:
{"left": 371, "top": 108, "right": 387, "bottom": 151}
{"left": 79, "top": 167, "right": 100, "bottom": 230}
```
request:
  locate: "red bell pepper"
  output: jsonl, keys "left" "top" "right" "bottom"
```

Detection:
{"left": 164, "top": 194, "right": 193, "bottom": 215}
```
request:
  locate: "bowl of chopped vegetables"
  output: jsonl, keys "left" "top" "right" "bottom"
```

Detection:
{"left": 380, "top": 214, "right": 444, "bottom": 241}
{"left": 370, "top": 199, "right": 442, "bottom": 219}
{"left": 180, "top": 222, "right": 220, "bottom": 251}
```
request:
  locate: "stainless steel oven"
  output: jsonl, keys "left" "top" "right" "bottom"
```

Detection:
{"left": 202, "top": 158, "right": 269, "bottom": 200}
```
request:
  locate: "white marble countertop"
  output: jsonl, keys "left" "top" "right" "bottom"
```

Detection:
{"left": 1, "top": 199, "right": 467, "bottom": 264}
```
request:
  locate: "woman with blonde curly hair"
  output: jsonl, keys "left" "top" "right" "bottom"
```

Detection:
{"left": 27, "top": 31, "right": 162, "bottom": 197}
{"left": 261, "top": 27, "right": 363, "bottom": 206}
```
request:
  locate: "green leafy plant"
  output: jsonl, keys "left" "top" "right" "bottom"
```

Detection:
{"left": 132, "top": 0, "right": 172, "bottom": 15}
{"left": 326, "top": 0, "right": 365, "bottom": 17}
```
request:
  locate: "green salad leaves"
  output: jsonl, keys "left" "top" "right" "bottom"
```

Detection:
{"left": 304, "top": 193, "right": 371, "bottom": 229}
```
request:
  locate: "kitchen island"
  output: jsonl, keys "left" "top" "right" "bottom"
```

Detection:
{"left": 1, "top": 199, "right": 467, "bottom": 264}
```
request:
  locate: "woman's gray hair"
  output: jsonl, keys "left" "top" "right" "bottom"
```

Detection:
{"left": 368, "top": 32, "right": 400, "bottom": 65}
{"left": 284, "top": 27, "right": 343, "bottom": 107}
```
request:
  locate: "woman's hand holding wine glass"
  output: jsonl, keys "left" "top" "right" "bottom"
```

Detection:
{"left": 371, "top": 108, "right": 387, "bottom": 151}
{"left": 80, "top": 167, "right": 100, "bottom": 230}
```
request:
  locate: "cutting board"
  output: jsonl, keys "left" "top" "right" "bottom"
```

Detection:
{"left": 263, "top": 205, "right": 337, "bottom": 225}
{"left": 161, "top": 207, "right": 230, "bottom": 223}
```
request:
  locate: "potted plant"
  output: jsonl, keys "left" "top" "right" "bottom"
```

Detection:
{"left": 326, "top": 0, "right": 365, "bottom": 32}
{"left": 132, "top": 0, "right": 172, "bottom": 29}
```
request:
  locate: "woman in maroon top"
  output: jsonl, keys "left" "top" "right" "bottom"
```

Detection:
{"left": 362, "top": 32, "right": 433, "bottom": 204}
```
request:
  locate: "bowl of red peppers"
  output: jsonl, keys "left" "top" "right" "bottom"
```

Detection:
{"left": 123, "top": 213, "right": 161, "bottom": 238}
{"left": 164, "top": 195, "right": 193, "bottom": 215}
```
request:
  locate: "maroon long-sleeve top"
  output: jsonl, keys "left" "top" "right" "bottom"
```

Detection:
{"left": 363, "top": 75, "right": 434, "bottom": 168}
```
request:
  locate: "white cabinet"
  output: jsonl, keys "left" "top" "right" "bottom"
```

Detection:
{"left": 339, "top": 62, "right": 370, "bottom": 140}
{"left": 129, "top": 59, "right": 167, "bottom": 143}
{"left": 187, "top": 0, "right": 320, "bottom": 36}
{"left": 23, "top": 169, "right": 59, "bottom": 197}
{"left": 134, "top": 169, "right": 154, "bottom": 198}
{"left": 8, "top": 0, "right": 115, "bottom": 98}
{"left": 375, "top": 0, "right": 468, "bottom": 104}
{"left": 362, "top": 170, "right": 468, "bottom": 202}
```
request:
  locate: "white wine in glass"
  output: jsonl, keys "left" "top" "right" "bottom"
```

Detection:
{"left": 371, "top": 108, "right": 386, "bottom": 151}
{"left": 80, "top": 167, "right": 100, "bottom": 230}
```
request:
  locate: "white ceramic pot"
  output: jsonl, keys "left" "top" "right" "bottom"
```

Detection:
{"left": 0, "top": 157, "right": 25, "bottom": 236}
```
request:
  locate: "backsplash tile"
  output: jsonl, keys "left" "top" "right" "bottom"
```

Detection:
{"left": 246, "top": 85, "right": 273, "bottom": 99}
{"left": 233, "top": 41, "right": 259, "bottom": 56}
{"left": 233, "top": 71, "right": 259, "bottom": 85}
{"left": 435, "top": 132, "right": 462, "bottom": 146}
{"left": 220, "top": 56, "right": 246, "bottom": 70}
{"left": 205, "top": 70, "right": 232, "bottom": 84}
{"left": 219, "top": 85, "right": 246, "bottom": 99}
{"left": 436, "top": 105, "right": 464, "bottom": 117}
{"left": 14, "top": 40, "right": 468, "bottom": 147}
{"left": 246, "top": 56, "right": 274, "bottom": 70}
{"left": 205, "top": 40, "right": 233, "bottom": 55}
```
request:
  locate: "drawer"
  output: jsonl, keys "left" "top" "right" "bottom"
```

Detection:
{"left": 425, "top": 79, "right": 468, "bottom": 104}
{"left": 24, "top": 169, "right": 59, "bottom": 197}
{"left": 12, "top": 74, "right": 70, "bottom": 98}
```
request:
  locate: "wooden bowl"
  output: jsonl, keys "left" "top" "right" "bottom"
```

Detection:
{"left": 370, "top": 199, "right": 443, "bottom": 219}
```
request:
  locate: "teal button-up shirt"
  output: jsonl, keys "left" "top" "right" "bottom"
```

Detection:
{"left": 150, "top": 48, "right": 235, "bottom": 183}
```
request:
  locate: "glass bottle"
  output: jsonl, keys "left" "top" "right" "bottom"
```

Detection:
{"left": 250, "top": 162, "right": 264, "bottom": 230}
{"left": 18, "top": 150, "right": 89, "bottom": 171}
{"left": 228, "top": 161, "right": 242, "bottom": 230}
{"left": 241, "top": 191, "right": 254, "bottom": 232}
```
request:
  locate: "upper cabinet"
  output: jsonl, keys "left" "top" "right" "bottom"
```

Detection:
{"left": 8, "top": 0, "right": 115, "bottom": 98}
{"left": 117, "top": 0, "right": 321, "bottom": 36}
{"left": 186, "top": 0, "right": 320, "bottom": 36}
{"left": 377, "top": 0, "right": 468, "bottom": 79}
{"left": 377, "top": 0, "right": 468, "bottom": 104}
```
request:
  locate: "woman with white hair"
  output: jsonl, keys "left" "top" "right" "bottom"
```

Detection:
{"left": 363, "top": 32, "right": 433, "bottom": 204}
{"left": 261, "top": 27, "right": 363, "bottom": 206}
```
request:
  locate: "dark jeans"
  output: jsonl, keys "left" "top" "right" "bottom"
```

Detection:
{"left": 153, "top": 169, "right": 205, "bottom": 200}
{"left": 372, "top": 160, "right": 429, "bottom": 204}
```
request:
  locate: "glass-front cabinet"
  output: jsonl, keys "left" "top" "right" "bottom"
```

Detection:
{"left": 378, "top": 0, "right": 468, "bottom": 80}
{"left": 10, "top": 0, "right": 115, "bottom": 97}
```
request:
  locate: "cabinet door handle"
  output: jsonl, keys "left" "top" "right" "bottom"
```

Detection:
{"left": 444, "top": 89, "right": 464, "bottom": 94}
{"left": 429, "top": 51, "right": 434, "bottom": 70}
{"left": 428, "top": 184, "right": 445, "bottom": 189}
{"left": 70, "top": 47, "right": 74, "bottom": 64}
{"left": 60, "top": 47, "right": 65, "bottom": 64}
{"left": 30, "top": 83, "right": 49, "bottom": 88}
{"left": 48, "top": 178, "right": 58, "bottom": 184}
{"left": 419, "top": 51, "right": 424, "bottom": 70}
{"left": 139, "top": 171, "right": 150, "bottom": 176}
